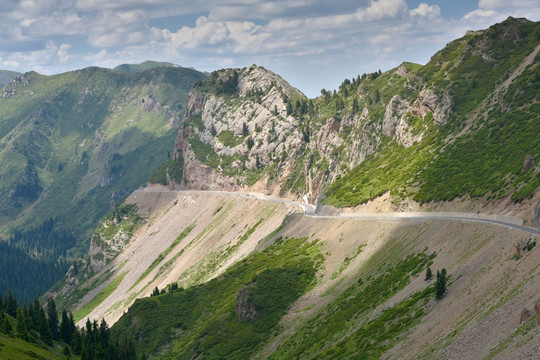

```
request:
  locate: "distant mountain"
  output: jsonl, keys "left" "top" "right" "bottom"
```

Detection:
{"left": 113, "top": 60, "right": 180, "bottom": 73}
{"left": 0, "top": 70, "right": 21, "bottom": 87}
{"left": 0, "top": 65, "right": 205, "bottom": 301}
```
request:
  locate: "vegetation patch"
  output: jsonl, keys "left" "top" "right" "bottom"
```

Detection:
{"left": 270, "top": 251, "right": 435, "bottom": 359}
{"left": 148, "top": 156, "right": 183, "bottom": 185}
{"left": 112, "top": 237, "right": 323, "bottom": 359}
{"left": 218, "top": 130, "right": 245, "bottom": 147}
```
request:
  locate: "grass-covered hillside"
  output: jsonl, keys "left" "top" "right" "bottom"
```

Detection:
{"left": 0, "top": 64, "right": 205, "bottom": 301}
{"left": 173, "top": 17, "right": 539, "bottom": 212}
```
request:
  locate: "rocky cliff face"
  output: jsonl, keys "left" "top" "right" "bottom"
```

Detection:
{"left": 171, "top": 18, "right": 539, "bottom": 208}
{"left": 173, "top": 64, "right": 445, "bottom": 203}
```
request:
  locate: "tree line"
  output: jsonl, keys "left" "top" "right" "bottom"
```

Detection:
{"left": 0, "top": 240, "right": 69, "bottom": 303}
{"left": 0, "top": 290, "right": 141, "bottom": 359}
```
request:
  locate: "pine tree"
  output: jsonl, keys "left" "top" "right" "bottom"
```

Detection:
{"left": 38, "top": 305, "right": 53, "bottom": 344}
{"left": 47, "top": 297, "right": 59, "bottom": 339}
{"left": 435, "top": 268, "right": 447, "bottom": 300}
{"left": 425, "top": 266, "right": 433, "bottom": 281}
{"left": 3, "top": 316, "right": 12, "bottom": 333}
{"left": 6, "top": 289, "right": 17, "bottom": 317}
{"left": 71, "top": 328, "right": 82, "bottom": 355}
{"left": 286, "top": 102, "right": 293, "bottom": 116}
{"left": 60, "top": 309, "right": 73, "bottom": 343}
{"left": 63, "top": 345, "right": 71, "bottom": 359}
{"left": 352, "top": 98, "right": 359, "bottom": 114}
{"left": 16, "top": 307, "right": 29, "bottom": 340}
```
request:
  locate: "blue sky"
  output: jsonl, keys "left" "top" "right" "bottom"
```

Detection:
{"left": 0, "top": 0, "right": 538, "bottom": 97}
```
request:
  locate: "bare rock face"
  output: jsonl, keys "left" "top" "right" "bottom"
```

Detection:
{"left": 520, "top": 308, "right": 532, "bottom": 324}
{"left": 522, "top": 155, "right": 535, "bottom": 172}
{"left": 534, "top": 300, "right": 540, "bottom": 325}
{"left": 235, "top": 285, "right": 258, "bottom": 322}
{"left": 533, "top": 200, "right": 540, "bottom": 229}
{"left": 173, "top": 64, "right": 452, "bottom": 202}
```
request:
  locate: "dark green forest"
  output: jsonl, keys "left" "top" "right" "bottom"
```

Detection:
{"left": 0, "top": 291, "right": 139, "bottom": 359}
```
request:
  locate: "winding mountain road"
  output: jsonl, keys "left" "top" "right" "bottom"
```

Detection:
{"left": 135, "top": 188, "right": 540, "bottom": 237}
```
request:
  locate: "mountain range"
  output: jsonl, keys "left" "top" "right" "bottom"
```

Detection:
{"left": 0, "top": 16, "right": 538, "bottom": 360}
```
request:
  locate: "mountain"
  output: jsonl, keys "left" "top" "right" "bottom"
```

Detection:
{"left": 0, "top": 65, "right": 205, "bottom": 301}
{"left": 0, "top": 70, "right": 21, "bottom": 87}
{"left": 113, "top": 60, "right": 180, "bottom": 73}
{"left": 46, "top": 17, "right": 540, "bottom": 359}
{"left": 169, "top": 17, "right": 538, "bottom": 224}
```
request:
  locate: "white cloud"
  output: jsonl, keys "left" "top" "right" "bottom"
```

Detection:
{"left": 463, "top": 9, "right": 495, "bottom": 20}
{"left": 410, "top": 3, "right": 440, "bottom": 18}
{"left": 464, "top": 0, "right": 540, "bottom": 21}
{"left": 0, "top": 0, "right": 539, "bottom": 97}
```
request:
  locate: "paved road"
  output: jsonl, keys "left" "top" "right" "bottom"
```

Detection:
{"left": 135, "top": 188, "right": 540, "bottom": 237}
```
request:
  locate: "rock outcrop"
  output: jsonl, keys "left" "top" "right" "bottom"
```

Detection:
{"left": 173, "top": 64, "right": 446, "bottom": 202}
{"left": 235, "top": 285, "right": 258, "bottom": 322}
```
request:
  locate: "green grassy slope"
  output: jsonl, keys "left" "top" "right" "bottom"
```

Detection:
{"left": 112, "top": 237, "right": 323, "bottom": 359}
{"left": 322, "top": 17, "right": 540, "bottom": 206}
{"left": 113, "top": 60, "right": 178, "bottom": 73}
{"left": 0, "top": 65, "right": 205, "bottom": 300}
{"left": 0, "top": 332, "right": 76, "bottom": 360}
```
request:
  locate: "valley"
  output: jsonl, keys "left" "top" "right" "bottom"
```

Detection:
{"left": 0, "top": 16, "right": 538, "bottom": 359}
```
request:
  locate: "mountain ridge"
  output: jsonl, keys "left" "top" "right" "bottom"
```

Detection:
{"left": 165, "top": 17, "right": 538, "bottom": 226}
{"left": 1, "top": 17, "right": 539, "bottom": 359}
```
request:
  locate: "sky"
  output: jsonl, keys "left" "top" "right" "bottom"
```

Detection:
{"left": 0, "top": 0, "right": 539, "bottom": 97}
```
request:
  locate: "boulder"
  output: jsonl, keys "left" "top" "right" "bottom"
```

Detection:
{"left": 520, "top": 308, "right": 532, "bottom": 323}
{"left": 522, "top": 155, "right": 535, "bottom": 172}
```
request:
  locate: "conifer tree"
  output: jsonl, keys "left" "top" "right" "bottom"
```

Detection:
{"left": 16, "top": 307, "right": 29, "bottom": 340}
{"left": 47, "top": 297, "right": 59, "bottom": 339}
{"left": 435, "top": 268, "right": 447, "bottom": 300}
{"left": 425, "top": 266, "right": 433, "bottom": 281}
{"left": 6, "top": 289, "right": 17, "bottom": 317}
{"left": 3, "top": 316, "right": 12, "bottom": 333}
{"left": 60, "top": 309, "right": 73, "bottom": 343}
{"left": 38, "top": 305, "right": 53, "bottom": 344}
{"left": 71, "top": 328, "right": 82, "bottom": 355}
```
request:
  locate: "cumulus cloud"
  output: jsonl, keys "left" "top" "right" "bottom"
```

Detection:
{"left": 410, "top": 3, "right": 440, "bottom": 18}
{"left": 0, "top": 0, "right": 539, "bottom": 96}
{"left": 464, "top": 0, "right": 540, "bottom": 21}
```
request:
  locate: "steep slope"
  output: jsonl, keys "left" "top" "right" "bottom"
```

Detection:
{"left": 0, "top": 65, "right": 205, "bottom": 300}
{"left": 60, "top": 188, "right": 538, "bottom": 359}
{"left": 170, "top": 17, "right": 539, "bottom": 224}
{"left": 51, "top": 17, "right": 540, "bottom": 359}
{"left": 53, "top": 189, "right": 296, "bottom": 326}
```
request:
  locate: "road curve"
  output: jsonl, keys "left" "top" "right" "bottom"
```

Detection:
{"left": 134, "top": 188, "right": 540, "bottom": 237}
